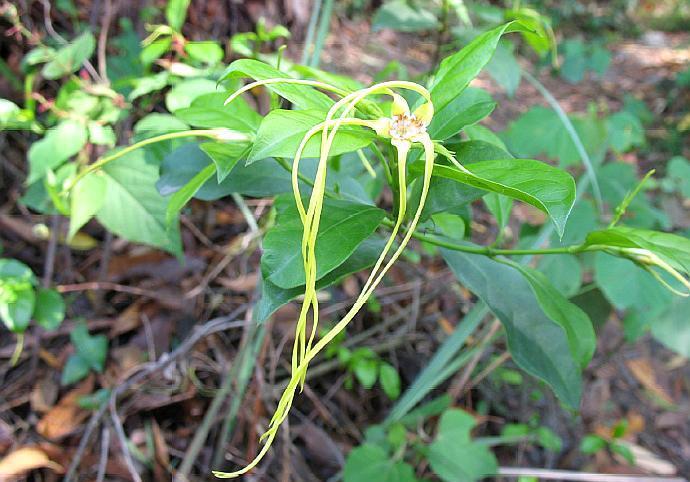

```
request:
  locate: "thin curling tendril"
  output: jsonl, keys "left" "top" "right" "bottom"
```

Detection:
{"left": 214, "top": 79, "right": 438, "bottom": 478}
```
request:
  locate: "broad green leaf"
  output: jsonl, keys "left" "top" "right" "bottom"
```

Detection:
{"left": 174, "top": 92, "right": 261, "bottom": 132}
{"left": 165, "top": 163, "right": 216, "bottom": 226}
{"left": 372, "top": 0, "right": 439, "bottom": 32}
{"left": 0, "top": 259, "right": 37, "bottom": 284}
{"left": 428, "top": 409, "right": 497, "bottom": 482}
{"left": 509, "top": 262, "right": 595, "bottom": 368}
{"left": 463, "top": 124, "right": 507, "bottom": 149}
{"left": 441, "top": 248, "right": 582, "bottom": 407}
{"left": 262, "top": 197, "right": 385, "bottom": 288}
{"left": 353, "top": 357, "right": 378, "bottom": 389}
{"left": 129, "top": 71, "right": 170, "bottom": 100}
{"left": 483, "top": 193, "right": 512, "bottom": 231}
{"left": 165, "top": 78, "right": 219, "bottom": 112}
{"left": 430, "top": 21, "right": 530, "bottom": 113}
{"left": 0, "top": 285, "right": 35, "bottom": 333}
{"left": 28, "top": 120, "right": 88, "bottom": 183}
{"left": 503, "top": 106, "right": 608, "bottom": 167}
{"left": 199, "top": 141, "right": 248, "bottom": 182}
{"left": 184, "top": 41, "right": 224, "bottom": 65}
{"left": 69, "top": 173, "right": 107, "bottom": 240}
{"left": 344, "top": 444, "right": 417, "bottom": 482}
{"left": 255, "top": 238, "right": 384, "bottom": 323}
{"left": 133, "top": 113, "right": 189, "bottom": 140}
{"left": 165, "top": 0, "right": 191, "bottom": 31}
{"left": 427, "top": 87, "right": 496, "bottom": 140}
{"left": 41, "top": 31, "right": 95, "bottom": 79}
{"left": 70, "top": 322, "right": 108, "bottom": 372}
{"left": 248, "top": 109, "right": 375, "bottom": 163}
{"left": 34, "top": 288, "right": 65, "bottom": 331}
{"left": 379, "top": 363, "right": 401, "bottom": 400}
{"left": 665, "top": 156, "right": 690, "bottom": 198}
{"left": 97, "top": 151, "right": 181, "bottom": 255}
{"left": 88, "top": 122, "right": 116, "bottom": 146}
{"left": 652, "top": 297, "right": 690, "bottom": 357}
{"left": 410, "top": 140, "right": 513, "bottom": 221}
{"left": 220, "top": 59, "right": 334, "bottom": 110}
{"left": 140, "top": 38, "right": 172, "bottom": 67}
{"left": 417, "top": 159, "right": 576, "bottom": 237}
{"left": 607, "top": 111, "right": 645, "bottom": 153}
{"left": 62, "top": 354, "right": 91, "bottom": 385}
{"left": 586, "top": 227, "right": 690, "bottom": 277}
{"left": 537, "top": 254, "right": 582, "bottom": 297}
{"left": 594, "top": 253, "right": 671, "bottom": 315}
{"left": 560, "top": 39, "right": 587, "bottom": 84}
{"left": 486, "top": 40, "right": 521, "bottom": 97}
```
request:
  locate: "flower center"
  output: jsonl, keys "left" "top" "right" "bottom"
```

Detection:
{"left": 389, "top": 113, "right": 426, "bottom": 141}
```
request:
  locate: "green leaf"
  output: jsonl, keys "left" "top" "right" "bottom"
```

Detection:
{"left": 418, "top": 159, "right": 576, "bottom": 237}
{"left": 428, "top": 409, "right": 497, "bottom": 482}
{"left": 88, "top": 122, "right": 116, "bottom": 146}
{"left": 78, "top": 388, "right": 111, "bottom": 409}
{"left": 503, "top": 106, "right": 608, "bottom": 167}
{"left": 0, "top": 285, "right": 35, "bottom": 334}
{"left": 441, "top": 249, "right": 582, "bottom": 407}
{"left": 28, "top": 120, "right": 88, "bottom": 183}
{"left": 97, "top": 150, "right": 181, "bottom": 255}
{"left": 372, "top": 0, "right": 439, "bottom": 33}
{"left": 586, "top": 227, "right": 690, "bottom": 278}
{"left": 353, "top": 357, "right": 378, "bottom": 389}
{"left": 607, "top": 111, "right": 645, "bottom": 153}
{"left": 665, "top": 156, "right": 690, "bottom": 198}
{"left": 41, "top": 31, "right": 95, "bottom": 79}
{"left": 580, "top": 434, "right": 607, "bottom": 454}
{"left": 430, "top": 21, "right": 530, "bottom": 113}
{"left": 379, "top": 363, "right": 401, "bottom": 400}
{"left": 254, "top": 238, "right": 385, "bottom": 323}
{"left": 344, "top": 444, "right": 417, "bottom": 482}
{"left": 248, "top": 109, "right": 375, "bottom": 163}
{"left": 560, "top": 39, "right": 587, "bottom": 84}
{"left": 61, "top": 354, "right": 91, "bottom": 385}
{"left": 536, "top": 426, "right": 563, "bottom": 452}
{"left": 174, "top": 92, "right": 261, "bottom": 132}
{"left": 69, "top": 173, "right": 107, "bottom": 240}
{"left": 427, "top": 87, "right": 496, "bottom": 140}
{"left": 537, "top": 254, "right": 582, "bottom": 297}
{"left": 129, "top": 71, "right": 170, "bottom": 100}
{"left": 486, "top": 40, "right": 521, "bottom": 97}
{"left": 165, "top": 78, "right": 219, "bottom": 112}
{"left": 483, "top": 193, "right": 513, "bottom": 231}
{"left": 199, "top": 141, "right": 247, "bottom": 182}
{"left": 0, "top": 259, "right": 37, "bottom": 284}
{"left": 165, "top": 163, "right": 216, "bottom": 226}
{"left": 464, "top": 124, "right": 507, "bottom": 149}
{"left": 262, "top": 197, "right": 385, "bottom": 288}
{"left": 33, "top": 288, "right": 65, "bottom": 331}
{"left": 165, "top": 0, "right": 190, "bottom": 31}
{"left": 505, "top": 262, "right": 595, "bottom": 369}
{"left": 593, "top": 253, "right": 671, "bottom": 315}
{"left": 70, "top": 322, "right": 108, "bottom": 372}
{"left": 184, "top": 41, "right": 224, "bottom": 65}
{"left": 610, "top": 442, "right": 635, "bottom": 465}
{"left": 140, "top": 38, "right": 172, "bottom": 67}
{"left": 652, "top": 296, "right": 690, "bottom": 357}
{"left": 220, "top": 59, "right": 334, "bottom": 111}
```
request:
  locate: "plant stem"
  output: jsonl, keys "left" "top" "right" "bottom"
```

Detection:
{"left": 64, "top": 130, "right": 224, "bottom": 192}
{"left": 10, "top": 333, "right": 24, "bottom": 366}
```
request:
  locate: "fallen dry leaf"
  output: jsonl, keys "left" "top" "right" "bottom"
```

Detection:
{"left": 625, "top": 358, "right": 674, "bottom": 405}
{"left": 37, "top": 377, "right": 94, "bottom": 441}
{"left": 0, "top": 447, "right": 63, "bottom": 478}
{"left": 30, "top": 377, "right": 59, "bottom": 414}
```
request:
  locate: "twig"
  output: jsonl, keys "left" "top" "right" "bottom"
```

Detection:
{"left": 464, "top": 351, "right": 511, "bottom": 393}
{"left": 97, "top": 0, "right": 116, "bottom": 82}
{"left": 96, "top": 424, "right": 110, "bottom": 482}
{"left": 64, "top": 310, "right": 249, "bottom": 481}
{"left": 110, "top": 397, "right": 142, "bottom": 482}
{"left": 57, "top": 281, "right": 178, "bottom": 303}
{"left": 42, "top": 214, "right": 59, "bottom": 287}
{"left": 497, "top": 467, "right": 687, "bottom": 482}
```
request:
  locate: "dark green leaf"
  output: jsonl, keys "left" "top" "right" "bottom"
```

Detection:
{"left": 430, "top": 21, "right": 530, "bottom": 113}
{"left": 248, "top": 109, "right": 375, "bottom": 163}
{"left": 537, "top": 254, "right": 582, "bottom": 297}
{"left": 199, "top": 141, "right": 248, "bottom": 182}
{"left": 262, "top": 197, "right": 385, "bottom": 288}
{"left": 61, "top": 354, "right": 91, "bottom": 385}
{"left": 344, "top": 444, "right": 417, "bottom": 482}
{"left": 254, "top": 238, "right": 385, "bottom": 323}
{"left": 42, "top": 31, "right": 95, "bottom": 79}
{"left": 372, "top": 0, "right": 439, "bottom": 33}
{"left": 220, "top": 59, "right": 334, "bottom": 111}
{"left": 427, "top": 87, "right": 496, "bottom": 140}
{"left": 70, "top": 322, "right": 108, "bottom": 372}
{"left": 441, "top": 248, "right": 582, "bottom": 407}
{"left": 33, "top": 288, "right": 65, "bottom": 331}
{"left": 174, "top": 92, "right": 261, "bottom": 131}
{"left": 428, "top": 409, "right": 497, "bottom": 482}
{"left": 417, "top": 159, "right": 576, "bottom": 237}
{"left": 652, "top": 296, "right": 690, "bottom": 357}
{"left": 165, "top": 163, "right": 216, "bottom": 226}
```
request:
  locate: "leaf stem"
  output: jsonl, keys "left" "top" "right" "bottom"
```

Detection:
{"left": 10, "top": 333, "right": 24, "bottom": 366}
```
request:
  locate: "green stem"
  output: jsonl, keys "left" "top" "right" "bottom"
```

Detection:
{"left": 10, "top": 333, "right": 24, "bottom": 366}
{"left": 65, "top": 130, "right": 225, "bottom": 192}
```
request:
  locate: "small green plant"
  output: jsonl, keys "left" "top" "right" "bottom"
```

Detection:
{"left": 61, "top": 321, "right": 109, "bottom": 385}
{"left": 580, "top": 420, "right": 636, "bottom": 466}
{"left": 0, "top": 258, "right": 65, "bottom": 365}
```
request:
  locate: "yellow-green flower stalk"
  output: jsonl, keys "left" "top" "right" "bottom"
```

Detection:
{"left": 214, "top": 78, "right": 437, "bottom": 478}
